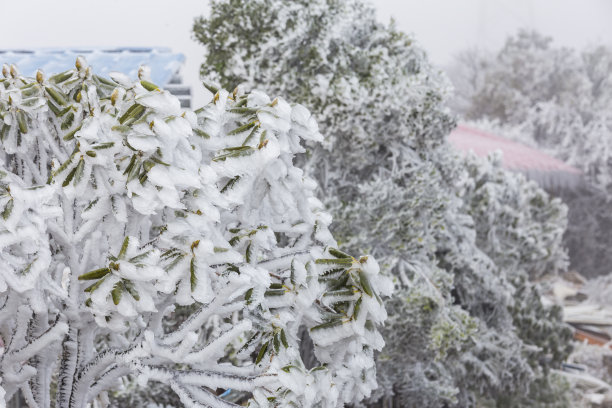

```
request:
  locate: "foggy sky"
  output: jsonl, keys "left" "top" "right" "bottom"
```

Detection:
{"left": 1, "top": 0, "right": 611, "bottom": 107}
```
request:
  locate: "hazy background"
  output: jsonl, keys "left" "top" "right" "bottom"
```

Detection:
{"left": 2, "top": 0, "right": 611, "bottom": 107}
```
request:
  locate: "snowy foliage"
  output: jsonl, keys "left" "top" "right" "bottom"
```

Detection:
{"left": 441, "top": 152, "right": 573, "bottom": 406}
{"left": 458, "top": 152, "right": 568, "bottom": 279}
{"left": 195, "top": 1, "right": 573, "bottom": 406}
{"left": 0, "top": 60, "right": 392, "bottom": 407}
{"left": 195, "top": 1, "right": 469, "bottom": 405}
{"left": 449, "top": 30, "right": 612, "bottom": 277}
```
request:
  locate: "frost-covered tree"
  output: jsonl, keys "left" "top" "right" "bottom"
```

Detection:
{"left": 458, "top": 152, "right": 569, "bottom": 280}
{"left": 0, "top": 59, "right": 392, "bottom": 408}
{"left": 449, "top": 30, "right": 612, "bottom": 278}
{"left": 444, "top": 153, "right": 573, "bottom": 406}
{"left": 195, "top": 1, "right": 476, "bottom": 405}
{"left": 194, "top": 1, "right": 572, "bottom": 406}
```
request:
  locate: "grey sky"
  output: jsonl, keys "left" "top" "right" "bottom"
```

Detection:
{"left": 374, "top": 0, "right": 612, "bottom": 64}
{"left": 2, "top": 0, "right": 611, "bottom": 107}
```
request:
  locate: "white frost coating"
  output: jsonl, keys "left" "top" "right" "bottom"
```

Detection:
{"left": 0, "top": 60, "right": 389, "bottom": 407}
{"left": 136, "top": 90, "right": 181, "bottom": 115}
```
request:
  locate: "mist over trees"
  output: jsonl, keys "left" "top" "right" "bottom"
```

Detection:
{"left": 449, "top": 30, "right": 612, "bottom": 279}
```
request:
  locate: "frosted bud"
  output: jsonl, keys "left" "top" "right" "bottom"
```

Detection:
{"left": 138, "top": 65, "right": 151, "bottom": 81}
{"left": 9, "top": 64, "right": 18, "bottom": 78}
{"left": 1, "top": 64, "right": 8, "bottom": 78}
{"left": 75, "top": 56, "right": 86, "bottom": 71}
{"left": 111, "top": 89, "right": 120, "bottom": 106}
{"left": 36, "top": 70, "right": 44, "bottom": 84}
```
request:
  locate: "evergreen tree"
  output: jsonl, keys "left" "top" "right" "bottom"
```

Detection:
{"left": 445, "top": 153, "right": 573, "bottom": 406}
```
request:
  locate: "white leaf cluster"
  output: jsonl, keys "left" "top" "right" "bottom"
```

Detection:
{"left": 0, "top": 60, "right": 391, "bottom": 407}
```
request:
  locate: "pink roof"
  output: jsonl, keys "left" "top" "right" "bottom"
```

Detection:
{"left": 449, "top": 124, "right": 581, "bottom": 174}
{"left": 449, "top": 124, "right": 582, "bottom": 190}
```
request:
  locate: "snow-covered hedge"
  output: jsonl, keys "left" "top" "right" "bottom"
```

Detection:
{"left": 0, "top": 60, "right": 391, "bottom": 407}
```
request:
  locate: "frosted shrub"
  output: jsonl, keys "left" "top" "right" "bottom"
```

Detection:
{"left": 0, "top": 60, "right": 391, "bottom": 408}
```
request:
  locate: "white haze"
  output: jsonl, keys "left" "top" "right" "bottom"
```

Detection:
{"left": 0, "top": 0, "right": 610, "bottom": 107}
